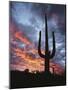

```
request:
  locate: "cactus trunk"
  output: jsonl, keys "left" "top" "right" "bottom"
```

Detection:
{"left": 45, "top": 14, "right": 49, "bottom": 72}
{"left": 45, "top": 59, "right": 49, "bottom": 72}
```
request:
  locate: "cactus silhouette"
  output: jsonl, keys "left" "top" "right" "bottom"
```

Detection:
{"left": 38, "top": 14, "right": 56, "bottom": 73}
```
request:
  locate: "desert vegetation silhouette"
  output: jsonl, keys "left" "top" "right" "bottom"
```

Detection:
{"left": 38, "top": 14, "right": 56, "bottom": 74}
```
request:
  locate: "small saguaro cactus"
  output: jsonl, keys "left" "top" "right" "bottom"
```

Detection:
{"left": 38, "top": 14, "right": 56, "bottom": 73}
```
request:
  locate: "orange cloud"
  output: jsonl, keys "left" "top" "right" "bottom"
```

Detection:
{"left": 15, "top": 31, "right": 32, "bottom": 45}
{"left": 11, "top": 47, "right": 64, "bottom": 75}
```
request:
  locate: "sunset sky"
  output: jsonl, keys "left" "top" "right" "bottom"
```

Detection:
{"left": 9, "top": 1, "right": 66, "bottom": 75}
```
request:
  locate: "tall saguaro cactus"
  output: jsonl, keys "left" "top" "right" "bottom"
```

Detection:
{"left": 38, "top": 14, "right": 56, "bottom": 73}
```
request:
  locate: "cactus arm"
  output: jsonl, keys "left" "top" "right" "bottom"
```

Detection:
{"left": 50, "top": 31, "right": 56, "bottom": 58}
{"left": 38, "top": 31, "right": 45, "bottom": 58}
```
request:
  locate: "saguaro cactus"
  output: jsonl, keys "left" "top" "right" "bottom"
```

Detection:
{"left": 38, "top": 14, "right": 56, "bottom": 73}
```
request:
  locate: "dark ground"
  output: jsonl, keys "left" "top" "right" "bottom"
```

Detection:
{"left": 10, "top": 70, "right": 66, "bottom": 89}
